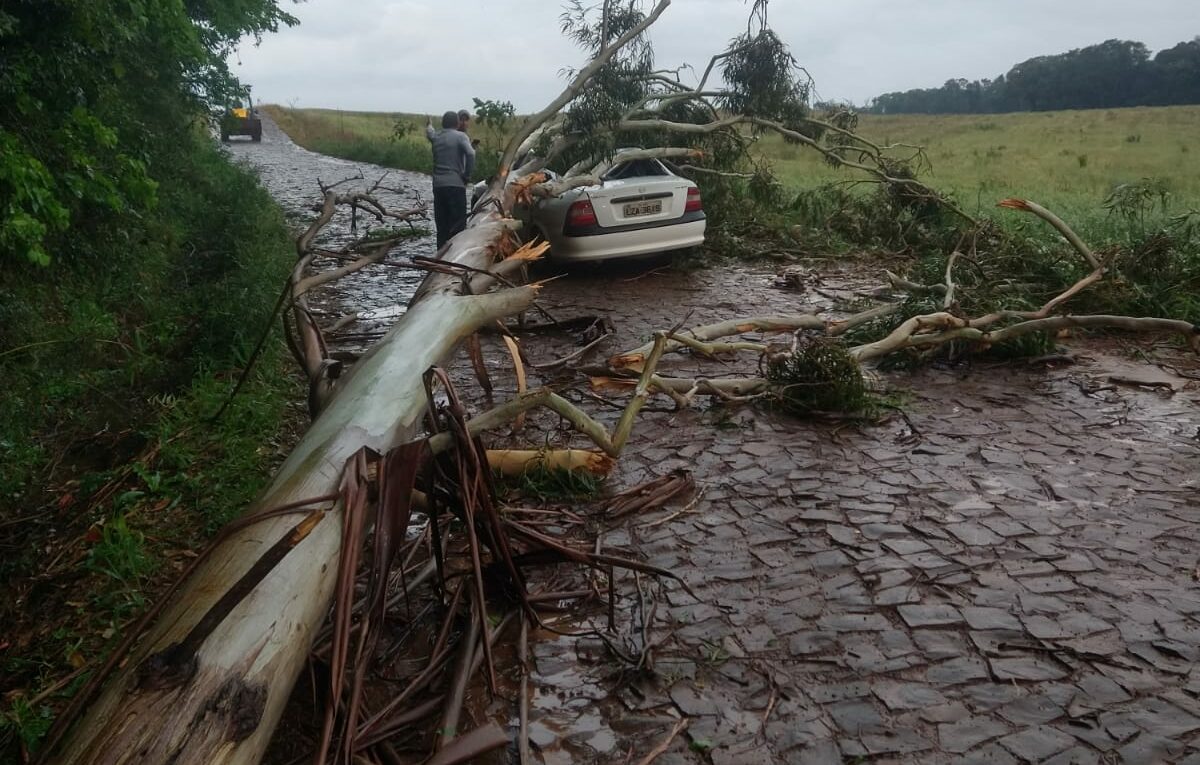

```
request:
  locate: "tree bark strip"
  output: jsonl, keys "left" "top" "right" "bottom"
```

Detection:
{"left": 52, "top": 210, "right": 537, "bottom": 765}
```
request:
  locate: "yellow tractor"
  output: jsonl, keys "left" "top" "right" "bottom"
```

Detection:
{"left": 221, "top": 96, "right": 262, "bottom": 142}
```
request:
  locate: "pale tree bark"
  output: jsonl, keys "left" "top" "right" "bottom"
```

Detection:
{"left": 51, "top": 208, "right": 539, "bottom": 765}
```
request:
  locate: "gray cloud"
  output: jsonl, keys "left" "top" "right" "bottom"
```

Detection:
{"left": 233, "top": 0, "right": 1200, "bottom": 111}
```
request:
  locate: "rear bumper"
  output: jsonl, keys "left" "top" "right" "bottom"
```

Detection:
{"left": 227, "top": 119, "right": 262, "bottom": 135}
{"left": 563, "top": 209, "right": 705, "bottom": 237}
{"left": 550, "top": 218, "right": 706, "bottom": 262}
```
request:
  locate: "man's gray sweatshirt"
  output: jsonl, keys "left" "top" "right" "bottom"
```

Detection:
{"left": 426, "top": 125, "right": 476, "bottom": 189}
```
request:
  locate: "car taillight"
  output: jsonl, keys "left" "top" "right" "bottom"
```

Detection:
{"left": 566, "top": 199, "right": 597, "bottom": 228}
{"left": 685, "top": 187, "right": 703, "bottom": 213}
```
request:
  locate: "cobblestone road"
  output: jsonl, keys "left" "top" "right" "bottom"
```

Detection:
{"left": 520, "top": 270, "right": 1200, "bottom": 765}
{"left": 240, "top": 121, "right": 1200, "bottom": 764}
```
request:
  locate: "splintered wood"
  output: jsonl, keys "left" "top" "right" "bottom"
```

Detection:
{"left": 604, "top": 470, "right": 695, "bottom": 520}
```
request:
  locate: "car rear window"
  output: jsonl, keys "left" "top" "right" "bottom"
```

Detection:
{"left": 604, "top": 159, "right": 670, "bottom": 180}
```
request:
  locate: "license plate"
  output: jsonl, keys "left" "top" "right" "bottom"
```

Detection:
{"left": 623, "top": 200, "right": 662, "bottom": 217}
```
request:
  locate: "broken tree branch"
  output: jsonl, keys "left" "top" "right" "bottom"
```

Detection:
{"left": 635, "top": 718, "right": 689, "bottom": 765}
{"left": 427, "top": 334, "right": 670, "bottom": 460}
{"left": 612, "top": 315, "right": 825, "bottom": 370}
{"left": 497, "top": 0, "right": 672, "bottom": 185}
{"left": 53, "top": 209, "right": 540, "bottom": 765}
{"left": 999, "top": 198, "right": 1100, "bottom": 270}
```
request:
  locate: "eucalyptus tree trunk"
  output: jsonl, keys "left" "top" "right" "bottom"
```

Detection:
{"left": 53, "top": 211, "right": 533, "bottom": 765}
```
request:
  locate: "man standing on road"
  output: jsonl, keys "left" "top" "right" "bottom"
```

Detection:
{"left": 425, "top": 110, "right": 476, "bottom": 248}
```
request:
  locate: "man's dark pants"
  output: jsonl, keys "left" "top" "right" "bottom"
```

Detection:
{"left": 433, "top": 186, "right": 467, "bottom": 248}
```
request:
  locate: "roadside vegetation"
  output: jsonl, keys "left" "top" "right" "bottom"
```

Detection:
{"left": 266, "top": 106, "right": 436, "bottom": 175}
{"left": 766, "top": 109, "right": 1200, "bottom": 331}
{"left": 765, "top": 107, "right": 1200, "bottom": 332}
{"left": 265, "top": 103, "right": 508, "bottom": 182}
{"left": 0, "top": 0, "right": 303, "bottom": 758}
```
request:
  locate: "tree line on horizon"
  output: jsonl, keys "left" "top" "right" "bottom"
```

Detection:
{"left": 867, "top": 37, "right": 1200, "bottom": 115}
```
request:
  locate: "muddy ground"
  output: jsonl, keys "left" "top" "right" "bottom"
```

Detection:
{"left": 229, "top": 120, "right": 1200, "bottom": 764}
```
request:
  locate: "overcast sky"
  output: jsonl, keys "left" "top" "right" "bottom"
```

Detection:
{"left": 232, "top": 0, "right": 1200, "bottom": 112}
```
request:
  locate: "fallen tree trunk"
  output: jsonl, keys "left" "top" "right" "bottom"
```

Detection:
{"left": 49, "top": 212, "right": 537, "bottom": 764}
{"left": 49, "top": 1, "right": 683, "bottom": 757}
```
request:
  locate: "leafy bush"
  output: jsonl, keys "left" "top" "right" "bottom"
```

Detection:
{"left": 0, "top": 0, "right": 295, "bottom": 266}
{"left": 471, "top": 97, "right": 517, "bottom": 156}
{"left": 0, "top": 133, "right": 295, "bottom": 502}
{"left": 0, "top": 131, "right": 299, "bottom": 760}
{"left": 766, "top": 338, "right": 868, "bottom": 414}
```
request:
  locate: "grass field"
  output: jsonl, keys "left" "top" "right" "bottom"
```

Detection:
{"left": 263, "top": 106, "right": 494, "bottom": 180}
{"left": 265, "top": 104, "right": 1200, "bottom": 225}
{"left": 764, "top": 106, "right": 1200, "bottom": 221}
{"left": 268, "top": 106, "right": 416, "bottom": 142}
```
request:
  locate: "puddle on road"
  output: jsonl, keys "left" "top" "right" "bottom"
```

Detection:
{"left": 1066, "top": 345, "right": 1200, "bottom": 448}
{"left": 524, "top": 627, "right": 660, "bottom": 763}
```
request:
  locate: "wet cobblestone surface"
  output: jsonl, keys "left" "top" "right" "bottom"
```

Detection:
{"left": 226, "top": 117, "right": 434, "bottom": 341}
{"left": 240, "top": 121, "right": 1200, "bottom": 764}
{"left": 517, "top": 271, "right": 1200, "bottom": 765}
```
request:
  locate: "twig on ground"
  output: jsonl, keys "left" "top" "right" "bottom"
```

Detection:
{"left": 634, "top": 718, "right": 689, "bottom": 765}
{"left": 529, "top": 331, "right": 614, "bottom": 371}
{"left": 639, "top": 487, "right": 706, "bottom": 529}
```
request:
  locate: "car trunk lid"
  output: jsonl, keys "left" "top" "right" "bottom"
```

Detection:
{"left": 585, "top": 177, "right": 691, "bottom": 229}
